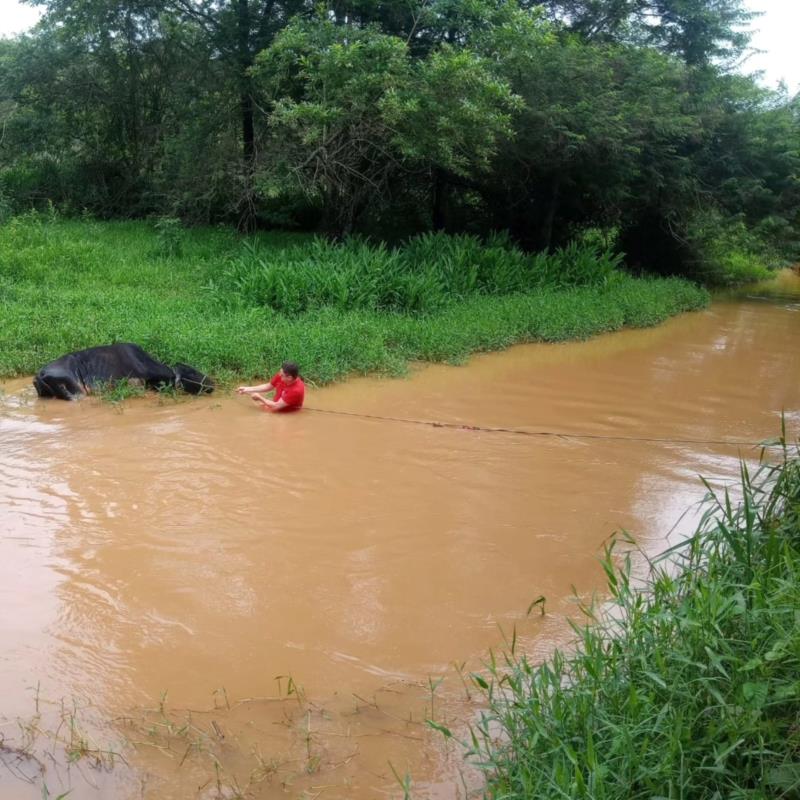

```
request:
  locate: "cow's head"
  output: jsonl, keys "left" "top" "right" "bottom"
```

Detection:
{"left": 174, "top": 364, "right": 215, "bottom": 394}
{"left": 33, "top": 375, "right": 54, "bottom": 398}
{"left": 33, "top": 371, "right": 85, "bottom": 400}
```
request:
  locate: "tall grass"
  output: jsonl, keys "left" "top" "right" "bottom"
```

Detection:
{"left": 465, "top": 444, "right": 800, "bottom": 799}
{"left": 0, "top": 216, "right": 708, "bottom": 383}
{"left": 211, "top": 231, "right": 625, "bottom": 314}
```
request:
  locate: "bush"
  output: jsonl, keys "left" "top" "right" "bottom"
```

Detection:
{"left": 0, "top": 186, "right": 13, "bottom": 225}
{"left": 466, "top": 447, "right": 800, "bottom": 800}
{"left": 212, "top": 232, "right": 627, "bottom": 315}
{"left": 154, "top": 216, "right": 185, "bottom": 258}
{"left": 0, "top": 218, "right": 708, "bottom": 383}
{"left": 686, "top": 211, "right": 775, "bottom": 286}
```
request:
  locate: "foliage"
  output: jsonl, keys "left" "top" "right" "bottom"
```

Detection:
{"left": 469, "top": 23, "right": 722, "bottom": 256}
{"left": 551, "top": 0, "right": 755, "bottom": 66}
{"left": 0, "top": 0, "right": 795, "bottom": 277}
{"left": 0, "top": 218, "right": 707, "bottom": 383}
{"left": 0, "top": 184, "right": 12, "bottom": 225}
{"left": 684, "top": 209, "right": 775, "bottom": 285}
{"left": 466, "top": 445, "right": 800, "bottom": 799}
{"left": 211, "top": 232, "right": 625, "bottom": 314}
{"left": 93, "top": 378, "right": 147, "bottom": 404}
{"left": 153, "top": 216, "right": 185, "bottom": 258}
{"left": 252, "top": 17, "right": 517, "bottom": 235}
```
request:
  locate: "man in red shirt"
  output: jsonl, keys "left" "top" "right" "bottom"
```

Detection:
{"left": 236, "top": 361, "right": 305, "bottom": 412}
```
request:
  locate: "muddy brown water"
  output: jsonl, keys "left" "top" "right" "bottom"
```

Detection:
{"left": 1, "top": 272, "right": 799, "bottom": 798}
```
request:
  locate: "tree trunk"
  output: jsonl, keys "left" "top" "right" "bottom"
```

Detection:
{"left": 432, "top": 168, "right": 447, "bottom": 231}
{"left": 236, "top": 0, "right": 257, "bottom": 230}
{"left": 540, "top": 171, "right": 561, "bottom": 251}
{"left": 124, "top": 9, "right": 140, "bottom": 173}
{"left": 237, "top": 0, "right": 255, "bottom": 163}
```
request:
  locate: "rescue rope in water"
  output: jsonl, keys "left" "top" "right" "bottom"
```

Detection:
{"left": 305, "top": 406, "right": 786, "bottom": 449}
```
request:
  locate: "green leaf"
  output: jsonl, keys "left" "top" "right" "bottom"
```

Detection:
{"left": 426, "top": 720, "right": 453, "bottom": 738}
{"left": 471, "top": 673, "right": 489, "bottom": 689}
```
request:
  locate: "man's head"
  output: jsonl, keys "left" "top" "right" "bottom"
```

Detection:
{"left": 280, "top": 361, "right": 300, "bottom": 384}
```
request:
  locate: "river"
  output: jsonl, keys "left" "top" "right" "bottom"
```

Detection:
{"left": 1, "top": 271, "right": 798, "bottom": 798}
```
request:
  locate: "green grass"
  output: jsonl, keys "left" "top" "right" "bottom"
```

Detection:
{"left": 0, "top": 215, "right": 709, "bottom": 384}
{"left": 461, "top": 442, "right": 800, "bottom": 799}
{"left": 212, "top": 232, "right": 627, "bottom": 315}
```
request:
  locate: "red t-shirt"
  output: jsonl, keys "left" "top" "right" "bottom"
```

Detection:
{"left": 271, "top": 372, "right": 305, "bottom": 411}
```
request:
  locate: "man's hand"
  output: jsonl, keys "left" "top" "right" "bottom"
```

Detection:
{"left": 238, "top": 382, "right": 274, "bottom": 396}
{"left": 250, "top": 392, "right": 272, "bottom": 408}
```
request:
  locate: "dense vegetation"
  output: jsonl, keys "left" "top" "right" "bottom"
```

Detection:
{"left": 464, "top": 444, "right": 800, "bottom": 798}
{"left": 0, "top": 0, "right": 798, "bottom": 283}
{"left": 0, "top": 216, "right": 707, "bottom": 382}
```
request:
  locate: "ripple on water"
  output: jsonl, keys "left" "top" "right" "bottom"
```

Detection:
{"left": 0, "top": 291, "right": 798, "bottom": 798}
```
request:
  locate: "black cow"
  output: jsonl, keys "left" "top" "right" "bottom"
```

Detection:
{"left": 33, "top": 343, "right": 214, "bottom": 400}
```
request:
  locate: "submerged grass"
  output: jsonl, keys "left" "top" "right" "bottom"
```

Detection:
{"left": 463, "top": 442, "right": 800, "bottom": 799}
{"left": 0, "top": 215, "right": 708, "bottom": 383}
{"left": 3, "top": 676, "right": 448, "bottom": 799}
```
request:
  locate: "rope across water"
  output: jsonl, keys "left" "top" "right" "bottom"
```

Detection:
{"left": 305, "top": 406, "right": 784, "bottom": 449}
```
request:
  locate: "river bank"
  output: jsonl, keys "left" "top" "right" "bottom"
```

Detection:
{"left": 0, "top": 217, "right": 708, "bottom": 384}
{"left": 0, "top": 276, "right": 798, "bottom": 799}
{"left": 469, "top": 445, "right": 800, "bottom": 799}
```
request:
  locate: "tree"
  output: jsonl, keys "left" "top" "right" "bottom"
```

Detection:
{"left": 1, "top": 0, "right": 795, "bottom": 280}
{"left": 538, "top": 0, "right": 754, "bottom": 67}
{"left": 638, "top": 0, "right": 754, "bottom": 67}
{"left": 252, "top": 14, "right": 517, "bottom": 236}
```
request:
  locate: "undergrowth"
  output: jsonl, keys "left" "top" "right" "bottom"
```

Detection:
{"left": 0, "top": 216, "right": 709, "bottom": 384}
{"left": 460, "top": 440, "right": 800, "bottom": 799}
{"left": 210, "top": 232, "right": 625, "bottom": 314}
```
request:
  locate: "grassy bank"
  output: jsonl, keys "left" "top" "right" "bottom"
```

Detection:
{"left": 466, "top": 445, "right": 800, "bottom": 798}
{"left": 0, "top": 216, "right": 709, "bottom": 383}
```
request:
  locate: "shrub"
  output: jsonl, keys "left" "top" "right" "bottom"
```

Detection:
{"left": 154, "top": 216, "right": 185, "bottom": 258}
{"left": 0, "top": 218, "right": 708, "bottom": 383}
{"left": 213, "top": 232, "right": 626, "bottom": 315}
{"left": 465, "top": 447, "right": 800, "bottom": 800}
{"left": 686, "top": 210, "right": 775, "bottom": 286}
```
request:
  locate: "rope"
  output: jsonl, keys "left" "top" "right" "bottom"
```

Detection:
{"left": 305, "top": 406, "right": 785, "bottom": 449}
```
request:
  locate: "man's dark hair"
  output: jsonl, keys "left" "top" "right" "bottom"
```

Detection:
{"left": 281, "top": 361, "right": 300, "bottom": 378}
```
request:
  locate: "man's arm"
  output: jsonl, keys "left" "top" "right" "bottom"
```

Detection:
{"left": 251, "top": 395, "right": 288, "bottom": 411}
{"left": 237, "top": 381, "right": 274, "bottom": 395}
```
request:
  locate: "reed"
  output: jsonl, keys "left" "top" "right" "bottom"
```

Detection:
{"left": 0, "top": 215, "right": 709, "bottom": 385}
{"left": 94, "top": 378, "right": 147, "bottom": 404}
{"left": 463, "top": 441, "right": 800, "bottom": 799}
{"left": 212, "top": 230, "right": 624, "bottom": 314}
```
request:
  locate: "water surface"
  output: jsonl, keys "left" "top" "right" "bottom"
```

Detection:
{"left": 1, "top": 272, "right": 798, "bottom": 798}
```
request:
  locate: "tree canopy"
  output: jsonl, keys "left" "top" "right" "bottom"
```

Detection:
{"left": 0, "top": 0, "right": 797, "bottom": 278}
